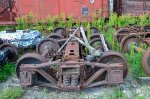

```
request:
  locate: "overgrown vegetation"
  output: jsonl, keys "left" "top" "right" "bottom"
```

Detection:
{"left": 0, "top": 12, "right": 150, "bottom": 80}
{"left": 125, "top": 48, "right": 146, "bottom": 78}
{"left": 0, "top": 87, "right": 25, "bottom": 99}
{"left": 0, "top": 63, "right": 15, "bottom": 81}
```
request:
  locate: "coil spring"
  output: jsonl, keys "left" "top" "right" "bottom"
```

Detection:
{"left": 63, "top": 75, "right": 70, "bottom": 86}
{"left": 71, "top": 75, "right": 79, "bottom": 86}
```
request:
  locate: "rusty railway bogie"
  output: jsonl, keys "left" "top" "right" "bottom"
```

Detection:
{"left": 16, "top": 27, "right": 128, "bottom": 90}
{"left": 19, "top": 60, "right": 123, "bottom": 90}
{"left": 116, "top": 26, "right": 150, "bottom": 76}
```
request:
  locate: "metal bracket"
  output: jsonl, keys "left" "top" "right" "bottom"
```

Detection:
{"left": 20, "top": 71, "right": 33, "bottom": 86}
{"left": 108, "top": 70, "right": 123, "bottom": 84}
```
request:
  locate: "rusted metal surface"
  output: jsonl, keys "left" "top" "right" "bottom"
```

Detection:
{"left": 142, "top": 47, "right": 150, "bottom": 76}
{"left": 16, "top": 53, "right": 48, "bottom": 78}
{"left": 53, "top": 27, "right": 67, "bottom": 38}
{"left": 115, "top": 0, "right": 150, "bottom": 16}
{"left": 0, "top": 0, "right": 16, "bottom": 24}
{"left": 16, "top": 27, "right": 128, "bottom": 90}
{"left": 97, "top": 51, "right": 128, "bottom": 78}
{"left": 36, "top": 38, "right": 60, "bottom": 59}
{"left": 115, "top": 26, "right": 150, "bottom": 43}
{"left": 120, "top": 34, "right": 142, "bottom": 52}
{"left": 116, "top": 26, "right": 150, "bottom": 76}
{"left": 0, "top": 21, "right": 16, "bottom": 26}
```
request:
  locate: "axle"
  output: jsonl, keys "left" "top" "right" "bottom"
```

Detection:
{"left": 120, "top": 33, "right": 150, "bottom": 76}
{"left": 120, "top": 34, "right": 145, "bottom": 52}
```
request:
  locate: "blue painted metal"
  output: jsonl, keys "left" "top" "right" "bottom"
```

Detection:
{"left": 0, "top": 29, "right": 42, "bottom": 48}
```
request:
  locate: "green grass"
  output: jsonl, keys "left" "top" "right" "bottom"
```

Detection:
{"left": 102, "top": 88, "right": 125, "bottom": 99}
{"left": 137, "top": 96, "right": 147, "bottom": 99}
{"left": 0, "top": 87, "right": 25, "bottom": 99}
{"left": 0, "top": 63, "right": 15, "bottom": 81}
{"left": 111, "top": 88, "right": 125, "bottom": 99}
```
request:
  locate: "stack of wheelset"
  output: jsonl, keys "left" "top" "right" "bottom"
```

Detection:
{"left": 115, "top": 25, "right": 150, "bottom": 76}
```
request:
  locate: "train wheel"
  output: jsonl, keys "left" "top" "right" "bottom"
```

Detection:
{"left": 97, "top": 51, "right": 128, "bottom": 78}
{"left": 90, "top": 27, "right": 100, "bottom": 40}
{"left": 89, "top": 38, "right": 111, "bottom": 51}
{"left": 115, "top": 28, "right": 130, "bottom": 43}
{"left": 142, "top": 47, "right": 150, "bottom": 76}
{"left": 0, "top": 43, "right": 18, "bottom": 61}
{"left": 90, "top": 34, "right": 101, "bottom": 40}
{"left": 48, "top": 33, "right": 64, "bottom": 39}
{"left": 90, "top": 27, "right": 100, "bottom": 34}
{"left": 36, "top": 38, "right": 60, "bottom": 59}
{"left": 16, "top": 53, "right": 48, "bottom": 78}
{"left": 53, "top": 27, "right": 67, "bottom": 38}
{"left": 120, "top": 34, "right": 142, "bottom": 52}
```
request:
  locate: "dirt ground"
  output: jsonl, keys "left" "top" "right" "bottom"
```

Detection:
{"left": 0, "top": 74, "right": 150, "bottom": 99}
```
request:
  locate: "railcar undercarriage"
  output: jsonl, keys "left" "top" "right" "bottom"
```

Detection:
{"left": 16, "top": 27, "right": 128, "bottom": 90}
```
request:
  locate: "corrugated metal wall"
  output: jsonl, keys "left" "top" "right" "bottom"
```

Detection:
{"left": 116, "top": 0, "right": 150, "bottom": 16}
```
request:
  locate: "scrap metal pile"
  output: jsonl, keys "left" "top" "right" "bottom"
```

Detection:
{"left": 115, "top": 25, "right": 150, "bottom": 76}
{"left": 16, "top": 27, "right": 128, "bottom": 90}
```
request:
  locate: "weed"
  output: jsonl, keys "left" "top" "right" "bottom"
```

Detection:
{"left": 139, "top": 14, "right": 150, "bottom": 26}
{"left": 137, "top": 96, "right": 146, "bottom": 99}
{"left": 102, "top": 88, "right": 125, "bottom": 99}
{"left": 0, "top": 87, "right": 25, "bottom": 99}
{"left": 111, "top": 88, "right": 125, "bottom": 99}
{"left": 125, "top": 46, "right": 146, "bottom": 78}
{"left": 0, "top": 63, "right": 15, "bottom": 81}
{"left": 108, "top": 12, "right": 118, "bottom": 27}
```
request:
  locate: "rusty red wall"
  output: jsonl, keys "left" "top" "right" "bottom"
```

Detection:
{"left": 15, "top": 0, "right": 110, "bottom": 19}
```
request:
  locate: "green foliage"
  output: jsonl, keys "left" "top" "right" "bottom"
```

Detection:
{"left": 137, "top": 96, "right": 146, "bottom": 99}
{"left": 139, "top": 14, "right": 150, "bottom": 26}
{"left": 111, "top": 88, "right": 125, "bottom": 99}
{"left": 117, "top": 15, "right": 137, "bottom": 28}
{"left": 125, "top": 46, "right": 146, "bottom": 78}
{"left": 102, "top": 88, "right": 125, "bottom": 99}
{"left": 108, "top": 12, "right": 118, "bottom": 27}
{"left": 0, "top": 63, "right": 15, "bottom": 81}
{"left": 0, "top": 87, "right": 25, "bottom": 99}
{"left": 92, "top": 15, "right": 105, "bottom": 30}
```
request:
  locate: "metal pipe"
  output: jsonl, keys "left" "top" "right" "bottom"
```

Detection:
{"left": 20, "top": 61, "right": 123, "bottom": 69}
{"left": 100, "top": 34, "right": 109, "bottom": 51}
